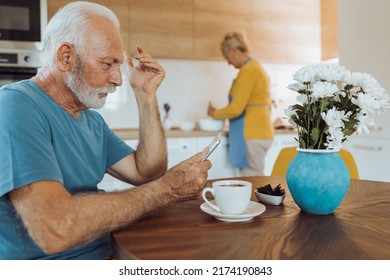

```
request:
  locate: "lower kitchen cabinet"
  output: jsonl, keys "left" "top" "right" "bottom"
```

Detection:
{"left": 98, "top": 133, "right": 299, "bottom": 191}
{"left": 166, "top": 137, "right": 198, "bottom": 168}
{"left": 167, "top": 136, "right": 238, "bottom": 179}
{"left": 197, "top": 136, "right": 238, "bottom": 179}
{"left": 98, "top": 135, "right": 238, "bottom": 191}
{"left": 343, "top": 136, "right": 390, "bottom": 182}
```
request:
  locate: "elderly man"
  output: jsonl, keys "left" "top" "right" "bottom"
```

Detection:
{"left": 0, "top": 2, "right": 211, "bottom": 259}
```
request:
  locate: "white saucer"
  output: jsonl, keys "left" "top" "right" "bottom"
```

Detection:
{"left": 200, "top": 201, "right": 266, "bottom": 222}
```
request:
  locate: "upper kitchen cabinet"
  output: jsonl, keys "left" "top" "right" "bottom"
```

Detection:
{"left": 194, "top": 0, "right": 331, "bottom": 63}
{"left": 250, "top": 0, "right": 321, "bottom": 63}
{"left": 193, "top": 0, "right": 251, "bottom": 59}
{"left": 321, "top": 0, "right": 338, "bottom": 61}
{"left": 47, "top": 0, "right": 130, "bottom": 47}
{"left": 47, "top": 0, "right": 337, "bottom": 63}
{"left": 128, "top": 0, "right": 194, "bottom": 58}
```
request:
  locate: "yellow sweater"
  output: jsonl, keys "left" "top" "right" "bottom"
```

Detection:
{"left": 213, "top": 59, "right": 274, "bottom": 140}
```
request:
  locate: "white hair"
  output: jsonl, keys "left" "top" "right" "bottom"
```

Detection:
{"left": 41, "top": 1, "right": 120, "bottom": 67}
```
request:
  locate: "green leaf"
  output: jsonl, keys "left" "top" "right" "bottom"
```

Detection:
{"left": 310, "top": 127, "right": 320, "bottom": 143}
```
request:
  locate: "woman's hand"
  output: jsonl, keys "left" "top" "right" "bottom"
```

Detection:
{"left": 207, "top": 101, "right": 216, "bottom": 117}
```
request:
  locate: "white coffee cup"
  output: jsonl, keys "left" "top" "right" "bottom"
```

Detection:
{"left": 202, "top": 180, "right": 252, "bottom": 215}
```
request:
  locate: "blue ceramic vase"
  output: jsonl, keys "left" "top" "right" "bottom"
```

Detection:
{"left": 286, "top": 148, "right": 350, "bottom": 215}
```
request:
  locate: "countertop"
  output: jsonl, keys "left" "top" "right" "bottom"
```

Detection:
{"left": 112, "top": 127, "right": 296, "bottom": 140}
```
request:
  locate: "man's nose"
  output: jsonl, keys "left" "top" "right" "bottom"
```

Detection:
{"left": 110, "top": 64, "right": 122, "bottom": 86}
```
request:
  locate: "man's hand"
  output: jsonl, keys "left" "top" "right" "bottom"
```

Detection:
{"left": 160, "top": 149, "right": 212, "bottom": 202}
{"left": 124, "top": 46, "right": 165, "bottom": 95}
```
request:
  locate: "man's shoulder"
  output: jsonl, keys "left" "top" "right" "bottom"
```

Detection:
{"left": 1, "top": 79, "right": 34, "bottom": 92}
{"left": 0, "top": 81, "right": 35, "bottom": 106}
{"left": 0, "top": 80, "right": 41, "bottom": 103}
{"left": 0, "top": 80, "right": 53, "bottom": 124}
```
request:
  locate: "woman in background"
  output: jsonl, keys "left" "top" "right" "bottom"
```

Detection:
{"left": 207, "top": 31, "right": 274, "bottom": 176}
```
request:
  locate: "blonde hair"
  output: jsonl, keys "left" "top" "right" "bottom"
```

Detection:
{"left": 221, "top": 31, "right": 250, "bottom": 55}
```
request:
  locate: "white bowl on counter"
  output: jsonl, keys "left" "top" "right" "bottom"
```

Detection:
{"left": 179, "top": 121, "right": 196, "bottom": 132}
{"left": 199, "top": 119, "right": 224, "bottom": 132}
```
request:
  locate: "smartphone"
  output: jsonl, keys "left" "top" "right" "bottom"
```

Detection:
{"left": 201, "top": 132, "right": 222, "bottom": 161}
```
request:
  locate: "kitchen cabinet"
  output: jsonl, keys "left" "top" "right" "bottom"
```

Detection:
{"left": 197, "top": 136, "right": 238, "bottom": 179}
{"left": 343, "top": 136, "right": 390, "bottom": 182}
{"left": 166, "top": 137, "right": 198, "bottom": 168}
{"left": 98, "top": 135, "right": 238, "bottom": 191}
{"left": 47, "top": 0, "right": 336, "bottom": 63}
{"left": 193, "top": 0, "right": 251, "bottom": 59}
{"left": 98, "top": 133, "right": 299, "bottom": 191}
{"left": 167, "top": 136, "right": 238, "bottom": 179}
{"left": 128, "top": 0, "right": 194, "bottom": 58}
{"left": 250, "top": 0, "right": 321, "bottom": 63}
{"left": 47, "top": 0, "right": 130, "bottom": 46}
{"left": 139, "top": 0, "right": 324, "bottom": 62}
{"left": 321, "top": 0, "right": 338, "bottom": 61}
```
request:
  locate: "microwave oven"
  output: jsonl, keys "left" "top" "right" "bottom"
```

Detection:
{"left": 0, "top": 0, "right": 47, "bottom": 50}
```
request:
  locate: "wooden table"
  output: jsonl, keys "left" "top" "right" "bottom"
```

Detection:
{"left": 112, "top": 176, "right": 390, "bottom": 260}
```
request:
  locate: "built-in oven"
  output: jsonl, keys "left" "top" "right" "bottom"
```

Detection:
{"left": 0, "top": 0, "right": 46, "bottom": 86}
{"left": 0, "top": 48, "right": 41, "bottom": 87}
{"left": 0, "top": 0, "right": 47, "bottom": 51}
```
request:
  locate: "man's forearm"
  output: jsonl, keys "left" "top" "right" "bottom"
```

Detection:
{"left": 10, "top": 179, "right": 172, "bottom": 255}
{"left": 135, "top": 94, "right": 168, "bottom": 180}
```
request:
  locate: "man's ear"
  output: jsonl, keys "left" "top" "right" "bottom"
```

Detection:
{"left": 55, "top": 43, "right": 74, "bottom": 71}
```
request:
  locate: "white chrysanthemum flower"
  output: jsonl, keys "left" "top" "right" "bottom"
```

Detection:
{"left": 321, "top": 107, "right": 349, "bottom": 128}
{"left": 285, "top": 62, "right": 389, "bottom": 149}
{"left": 311, "top": 81, "right": 339, "bottom": 99}
{"left": 355, "top": 112, "right": 375, "bottom": 134}
{"left": 325, "top": 127, "right": 344, "bottom": 150}
{"left": 284, "top": 106, "right": 298, "bottom": 128}
{"left": 292, "top": 65, "right": 318, "bottom": 83}
{"left": 368, "top": 87, "right": 390, "bottom": 110}
{"left": 284, "top": 106, "right": 296, "bottom": 117}
{"left": 288, "top": 118, "right": 297, "bottom": 128}
{"left": 287, "top": 81, "right": 306, "bottom": 92}
{"left": 317, "top": 64, "right": 348, "bottom": 82}
{"left": 346, "top": 72, "right": 382, "bottom": 93}
{"left": 352, "top": 94, "right": 381, "bottom": 113}
{"left": 296, "top": 94, "right": 308, "bottom": 104}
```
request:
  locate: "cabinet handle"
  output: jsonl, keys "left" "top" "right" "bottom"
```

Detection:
{"left": 371, "top": 126, "right": 383, "bottom": 132}
{"left": 353, "top": 144, "right": 383, "bottom": 151}
{"left": 167, "top": 145, "right": 188, "bottom": 150}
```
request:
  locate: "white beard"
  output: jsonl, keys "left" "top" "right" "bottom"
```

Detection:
{"left": 65, "top": 56, "right": 116, "bottom": 109}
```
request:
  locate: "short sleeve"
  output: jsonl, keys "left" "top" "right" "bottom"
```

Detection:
{"left": 103, "top": 122, "right": 134, "bottom": 168}
{"left": 0, "top": 90, "right": 63, "bottom": 196}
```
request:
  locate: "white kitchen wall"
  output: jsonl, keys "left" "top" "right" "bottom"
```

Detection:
{"left": 97, "top": 58, "right": 302, "bottom": 128}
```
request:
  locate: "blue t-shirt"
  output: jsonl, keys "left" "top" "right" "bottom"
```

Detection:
{"left": 0, "top": 80, "right": 133, "bottom": 259}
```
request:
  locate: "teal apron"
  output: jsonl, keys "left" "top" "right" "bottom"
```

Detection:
{"left": 228, "top": 97, "right": 270, "bottom": 168}
{"left": 228, "top": 94, "right": 248, "bottom": 168}
{"left": 228, "top": 57, "right": 253, "bottom": 168}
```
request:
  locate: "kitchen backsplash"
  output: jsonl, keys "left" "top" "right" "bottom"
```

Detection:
{"left": 97, "top": 58, "right": 303, "bottom": 128}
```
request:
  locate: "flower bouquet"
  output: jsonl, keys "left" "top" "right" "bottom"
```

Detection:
{"left": 285, "top": 63, "right": 389, "bottom": 149}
